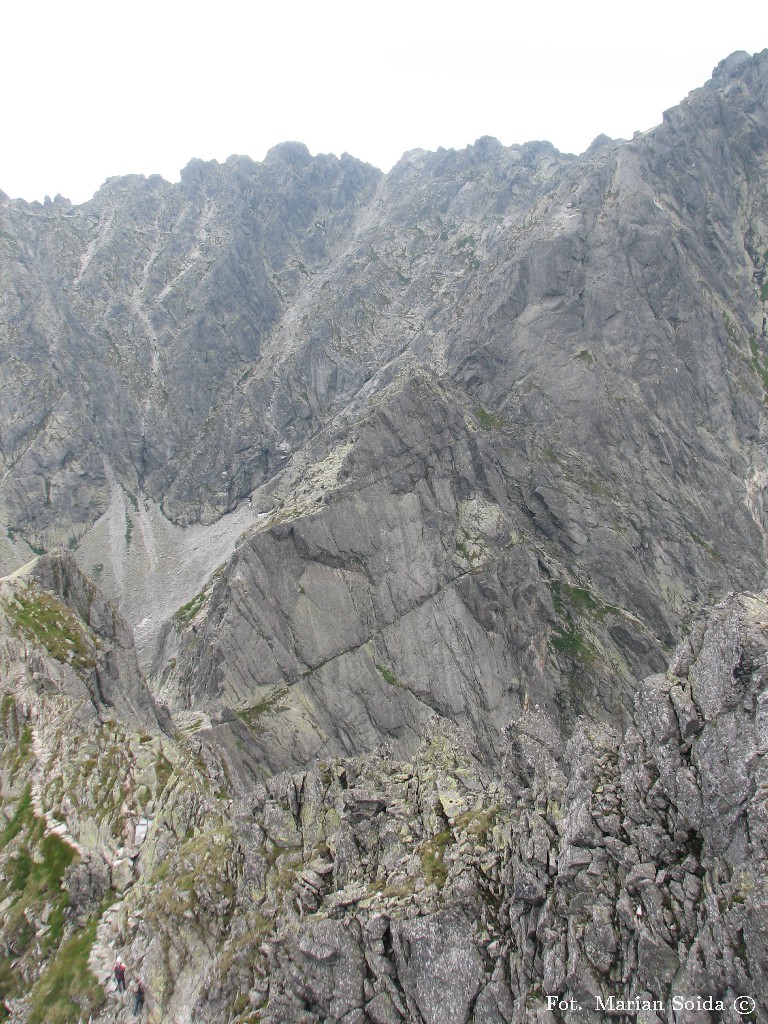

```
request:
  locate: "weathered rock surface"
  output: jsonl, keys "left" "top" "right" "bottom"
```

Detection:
{"left": 122, "top": 592, "right": 768, "bottom": 1023}
{"left": 1, "top": 55, "right": 767, "bottom": 702}
{"left": 0, "top": 145, "right": 381, "bottom": 550}
{"left": 7, "top": 581, "right": 768, "bottom": 1019}
{"left": 158, "top": 369, "right": 673, "bottom": 774}
{"left": 2, "top": 50, "right": 765, "bottom": 765}
{"left": 1, "top": 48, "right": 768, "bottom": 1024}
{"left": 4, "top": 574, "right": 766, "bottom": 1023}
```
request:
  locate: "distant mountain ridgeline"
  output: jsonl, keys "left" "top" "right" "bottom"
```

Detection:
{"left": 1, "top": 49, "right": 768, "bottom": 1023}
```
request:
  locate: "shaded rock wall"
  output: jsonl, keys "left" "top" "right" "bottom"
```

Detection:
{"left": 107, "top": 593, "right": 767, "bottom": 1024}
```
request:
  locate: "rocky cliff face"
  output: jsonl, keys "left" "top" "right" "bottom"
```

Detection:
{"left": 1, "top": 48, "right": 768, "bottom": 1024}
{"left": 1, "top": 559, "right": 766, "bottom": 1022}
{"left": 157, "top": 369, "right": 674, "bottom": 776}
{"left": 0, "top": 145, "right": 381, "bottom": 547}
{"left": 4, "top": 53, "right": 768, "bottom": 718}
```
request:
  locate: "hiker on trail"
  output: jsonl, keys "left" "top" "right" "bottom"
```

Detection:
{"left": 132, "top": 976, "right": 145, "bottom": 1015}
{"left": 114, "top": 959, "right": 126, "bottom": 993}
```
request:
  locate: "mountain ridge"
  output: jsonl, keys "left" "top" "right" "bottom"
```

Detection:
{"left": 1, "top": 49, "right": 768, "bottom": 1023}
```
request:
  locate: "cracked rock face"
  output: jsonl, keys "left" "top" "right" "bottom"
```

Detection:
{"left": 181, "top": 593, "right": 766, "bottom": 1024}
{"left": 6, "top": 584, "right": 765, "bottom": 1024}
{"left": 1, "top": 48, "right": 768, "bottom": 1024}
{"left": 2, "top": 49, "right": 763, "bottom": 767}
{"left": 1, "top": 54, "right": 768, "bottom": 632}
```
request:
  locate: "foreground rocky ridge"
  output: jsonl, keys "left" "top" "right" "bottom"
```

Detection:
{"left": 0, "top": 557, "right": 766, "bottom": 1022}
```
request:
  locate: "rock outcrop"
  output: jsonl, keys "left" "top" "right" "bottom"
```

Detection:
{"left": 136, "top": 591, "right": 768, "bottom": 1023}
{"left": 157, "top": 369, "right": 672, "bottom": 775}
{"left": 2, "top": 565, "right": 766, "bottom": 1022}
{"left": 1, "top": 49, "right": 768, "bottom": 1024}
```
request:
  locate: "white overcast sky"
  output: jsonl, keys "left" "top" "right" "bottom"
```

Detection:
{"left": 2, "top": 0, "right": 764, "bottom": 204}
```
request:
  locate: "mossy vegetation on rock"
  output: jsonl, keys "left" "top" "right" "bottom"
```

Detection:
{"left": 3, "top": 586, "right": 97, "bottom": 672}
{"left": 173, "top": 588, "right": 208, "bottom": 627}
{"left": 26, "top": 917, "right": 105, "bottom": 1024}
{"left": 0, "top": 561, "right": 174, "bottom": 1022}
{"left": 0, "top": 783, "right": 79, "bottom": 1017}
{"left": 1, "top": 560, "right": 767, "bottom": 1023}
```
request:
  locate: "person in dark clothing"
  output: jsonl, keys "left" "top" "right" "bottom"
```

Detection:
{"left": 114, "top": 960, "right": 126, "bottom": 993}
{"left": 132, "top": 976, "right": 145, "bottom": 1015}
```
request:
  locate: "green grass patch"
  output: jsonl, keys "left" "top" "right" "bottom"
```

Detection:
{"left": 546, "top": 581, "right": 599, "bottom": 664}
{"left": 155, "top": 753, "right": 175, "bottom": 794}
{"left": 173, "top": 589, "right": 207, "bottom": 626}
{"left": 376, "top": 664, "right": 404, "bottom": 688}
{"left": 18, "top": 723, "right": 33, "bottom": 757}
{"left": 420, "top": 828, "right": 452, "bottom": 889}
{"left": 747, "top": 336, "right": 768, "bottom": 397}
{"left": 0, "top": 784, "right": 33, "bottom": 849}
{"left": 236, "top": 689, "right": 289, "bottom": 733}
{"left": 3, "top": 828, "right": 75, "bottom": 918}
{"left": 723, "top": 310, "right": 737, "bottom": 341}
{"left": 476, "top": 406, "right": 503, "bottom": 431}
{"left": 453, "top": 807, "right": 499, "bottom": 840}
{"left": 548, "top": 580, "right": 620, "bottom": 622}
{"left": 0, "top": 799, "right": 79, "bottom": 1010}
{"left": 9, "top": 846, "right": 32, "bottom": 891}
{"left": 550, "top": 623, "right": 596, "bottom": 662}
{"left": 38, "top": 833, "right": 77, "bottom": 891}
{"left": 27, "top": 917, "right": 103, "bottom": 1024}
{"left": 565, "top": 583, "right": 600, "bottom": 614}
{"left": 4, "top": 590, "right": 95, "bottom": 672}
{"left": 563, "top": 581, "right": 619, "bottom": 619}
